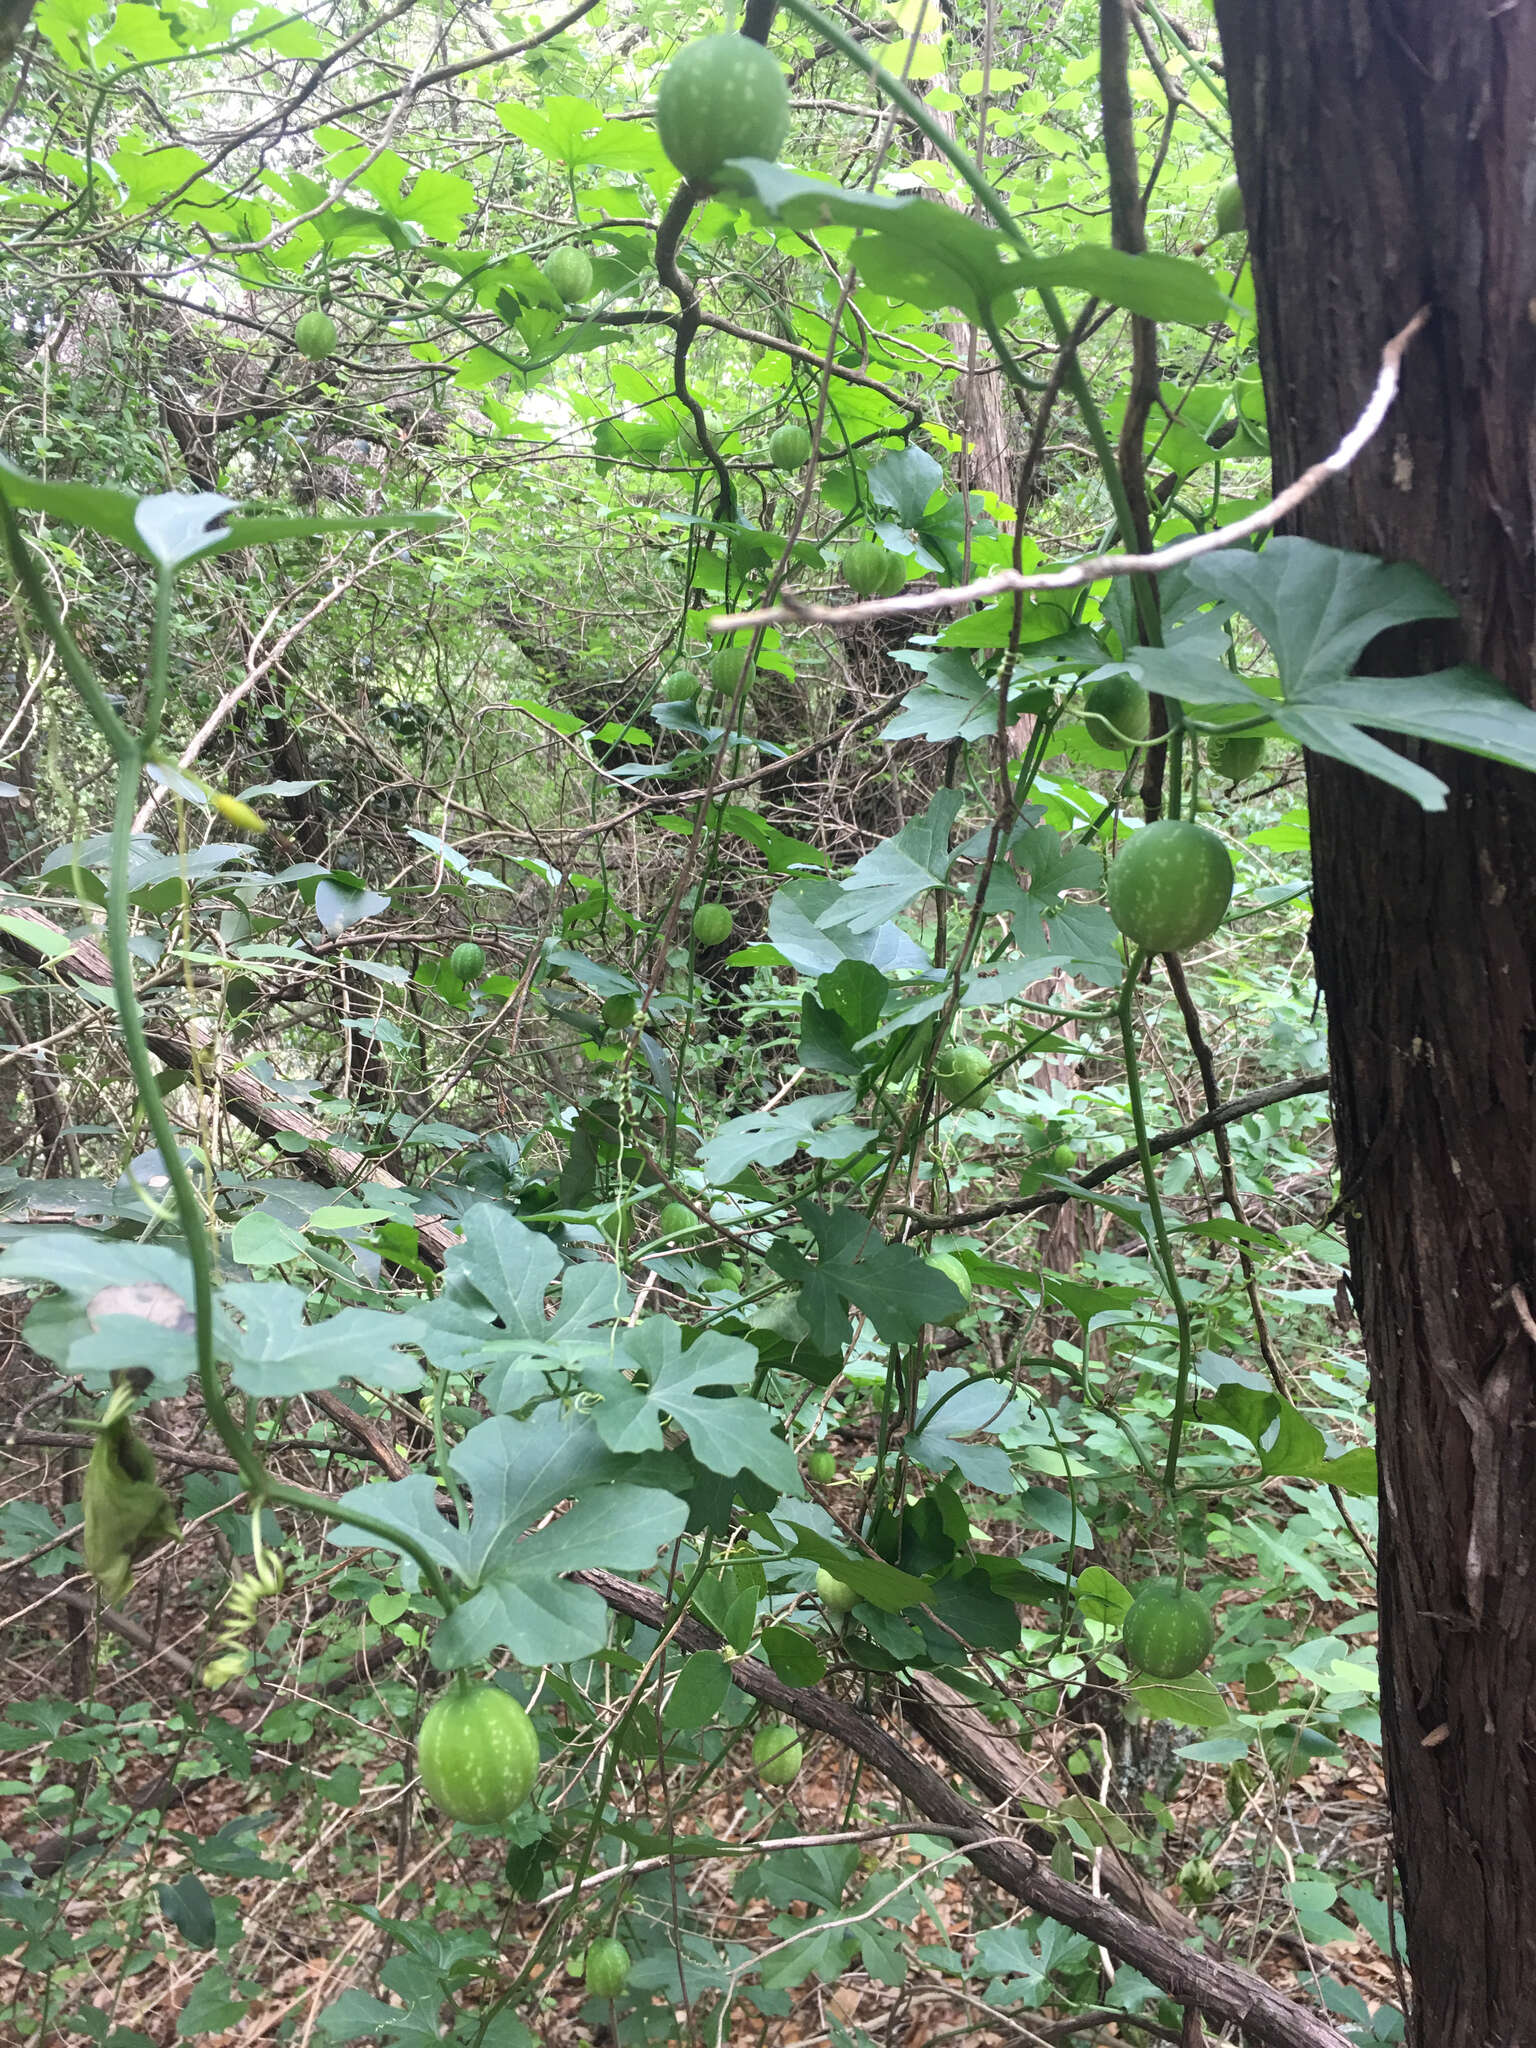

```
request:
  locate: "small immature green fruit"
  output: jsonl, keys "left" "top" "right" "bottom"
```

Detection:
{"left": 924, "top": 1252, "right": 973, "bottom": 1320}
{"left": 1050, "top": 1142, "right": 1077, "bottom": 1172}
{"left": 654, "top": 1200, "right": 700, "bottom": 1241}
{"left": 655, "top": 33, "right": 791, "bottom": 189}
{"left": 1107, "top": 819, "right": 1234, "bottom": 954}
{"left": 1083, "top": 674, "right": 1152, "bottom": 751}
{"left": 582, "top": 1937, "right": 631, "bottom": 1998}
{"left": 1214, "top": 172, "right": 1246, "bottom": 238}
{"left": 543, "top": 246, "right": 593, "bottom": 305}
{"left": 1120, "top": 1581, "right": 1215, "bottom": 1680}
{"left": 875, "top": 549, "right": 907, "bottom": 596}
{"left": 210, "top": 792, "right": 267, "bottom": 833}
{"left": 450, "top": 941, "right": 485, "bottom": 985}
{"left": 417, "top": 1681, "right": 540, "bottom": 1824}
{"left": 709, "top": 645, "right": 754, "bottom": 697}
{"left": 662, "top": 666, "right": 701, "bottom": 702}
{"left": 753, "top": 1722, "right": 804, "bottom": 1787}
{"left": 933, "top": 1045, "right": 993, "bottom": 1110}
{"left": 816, "top": 1566, "right": 858, "bottom": 1615}
{"left": 602, "top": 993, "right": 639, "bottom": 1029}
{"left": 294, "top": 309, "right": 337, "bottom": 360}
{"left": 692, "top": 901, "right": 734, "bottom": 947}
{"left": 1207, "top": 733, "right": 1266, "bottom": 783}
{"left": 844, "top": 539, "right": 897, "bottom": 597}
{"left": 768, "top": 421, "right": 813, "bottom": 469}
{"left": 807, "top": 1449, "right": 837, "bottom": 1484}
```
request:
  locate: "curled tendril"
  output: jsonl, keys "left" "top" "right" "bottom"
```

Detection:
{"left": 201, "top": 1521, "right": 289, "bottom": 1689}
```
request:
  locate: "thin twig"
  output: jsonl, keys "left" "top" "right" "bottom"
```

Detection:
{"left": 890, "top": 1070, "right": 1329, "bottom": 1230}
{"left": 714, "top": 306, "right": 1431, "bottom": 633}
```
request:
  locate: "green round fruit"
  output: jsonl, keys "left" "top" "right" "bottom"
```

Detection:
{"left": 654, "top": 1200, "right": 700, "bottom": 1242}
{"left": 662, "top": 666, "right": 701, "bottom": 702}
{"left": 1120, "top": 1581, "right": 1215, "bottom": 1680}
{"left": 450, "top": 941, "right": 485, "bottom": 984}
{"left": 924, "top": 1252, "right": 973, "bottom": 1320}
{"left": 768, "top": 421, "right": 813, "bottom": 469}
{"left": 655, "top": 33, "right": 791, "bottom": 189}
{"left": 709, "top": 645, "right": 754, "bottom": 696}
{"left": 1207, "top": 733, "right": 1266, "bottom": 783}
{"left": 417, "top": 1681, "right": 540, "bottom": 1824}
{"left": 543, "top": 246, "right": 593, "bottom": 305}
{"left": 294, "top": 309, "right": 337, "bottom": 360}
{"left": 752, "top": 1722, "right": 803, "bottom": 1787}
{"left": 582, "top": 1937, "right": 631, "bottom": 1998}
{"left": 816, "top": 1566, "right": 858, "bottom": 1615}
{"left": 1107, "top": 819, "right": 1234, "bottom": 954}
{"left": 692, "top": 901, "right": 734, "bottom": 947}
{"left": 933, "top": 1045, "right": 993, "bottom": 1110}
{"left": 1083, "top": 674, "right": 1152, "bottom": 751}
{"left": 807, "top": 1449, "right": 837, "bottom": 1483}
{"left": 602, "top": 993, "right": 639, "bottom": 1029}
{"left": 875, "top": 549, "right": 907, "bottom": 596}
{"left": 1050, "top": 1142, "right": 1077, "bottom": 1172}
{"left": 1215, "top": 172, "right": 1246, "bottom": 238}
{"left": 844, "top": 539, "right": 896, "bottom": 597}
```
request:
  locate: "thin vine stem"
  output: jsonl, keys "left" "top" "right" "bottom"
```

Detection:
{"left": 779, "top": 0, "right": 1148, "bottom": 567}
{"left": 1, "top": 506, "right": 463, "bottom": 1619}
{"left": 1115, "top": 949, "right": 1196, "bottom": 1496}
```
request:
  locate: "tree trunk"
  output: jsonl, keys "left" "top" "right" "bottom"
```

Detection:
{"left": 1211, "top": 6, "right": 1536, "bottom": 2040}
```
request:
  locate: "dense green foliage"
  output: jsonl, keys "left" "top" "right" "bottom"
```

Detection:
{"left": 7, "top": 1, "right": 1532, "bottom": 2041}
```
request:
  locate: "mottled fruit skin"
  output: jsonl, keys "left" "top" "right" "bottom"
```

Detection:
{"left": 692, "top": 902, "right": 734, "bottom": 947}
{"left": 708, "top": 645, "right": 754, "bottom": 697}
{"left": 752, "top": 1722, "right": 804, "bottom": 1786}
{"left": 844, "top": 539, "right": 896, "bottom": 597}
{"left": 417, "top": 1683, "right": 540, "bottom": 1823}
{"left": 655, "top": 34, "right": 791, "bottom": 188}
{"left": 602, "top": 993, "right": 639, "bottom": 1029}
{"left": 294, "top": 310, "right": 337, "bottom": 360}
{"left": 769, "top": 421, "right": 813, "bottom": 469}
{"left": 662, "top": 666, "right": 700, "bottom": 701}
{"left": 875, "top": 549, "right": 907, "bottom": 595}
{"left": 543, "top": 246, "right": 593, "bottom": 304}
{"left": 1083, "top": 674, "right": 1152, "bottom": 751}
{"left": 582, "top": 1937, "right": 631, "bottom": 1997}
{"left": 450, "top": 941, "right": 485, "bottom": 984}
{"left": 654, "top": 1200, "right": 699, "bottom": 1241}
{"left": 807, "top": 1449, "right": 837, "bottom": 1483}
{"left": 816, "top": 1566, "right": 858, "bottom": 1615}
{"left": 1121, "top": 1581, "right": 1215, "bottom": 1679}
{"left": 934, "top": 1045, "right": 993, "bottom": 1110}
{"left": 1207, "top": 733, "right": 1266, "bottom": 783}
{"left": 1107, "top": 820, "right": 1233, "bottom": 954}
{"left": 1214, "top": 172, "right": 1246, "bottom": 238}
